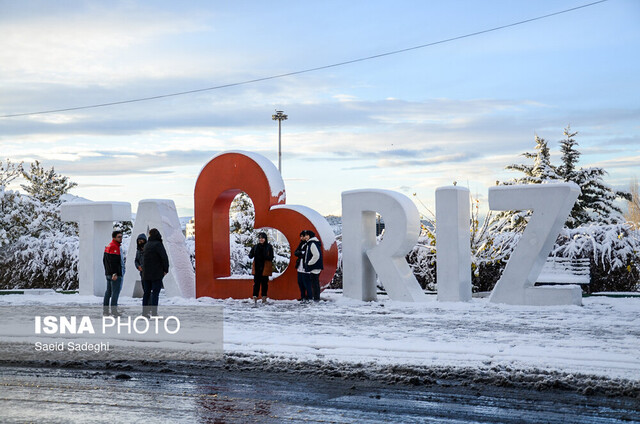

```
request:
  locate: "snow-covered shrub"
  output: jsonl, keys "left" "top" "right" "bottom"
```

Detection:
{"left": 406, "top": 233, "right": 436, "bottom": 290}
{"left": 0, "top": 233, "right": 78, "bottom": 290}
{"left": 0, "top": 186, "right": 36, "bottom": 246}
{"left": 0, "top": 160, "right": 79, "bottom": 290}
{"left": 552, "top": 223, "right": 640, "bottom": 292}
{"left": 471, "top": 231, "right": 519, "bottom": 292}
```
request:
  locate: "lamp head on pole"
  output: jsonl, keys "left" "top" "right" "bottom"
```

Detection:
{"left": 272, "top": 110, "right": 288, "bottom": 121}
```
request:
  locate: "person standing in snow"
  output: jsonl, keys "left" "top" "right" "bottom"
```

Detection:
{"left": 103, "top": 230, "right": 124, "bottom": 316}
{"left": 303, "top": 230, "right": 323, "bottom": 302}
{"left": 134, "top": 232, "right": 147, "bottom": 294}
{"left": 141, "top": 228, "right": 169, "bottom": 317}
{"left": 249, "top": 231, "right": 274, "bottom": 305}
{"left": 294, "top": 230, "right": 311, "bottom": 301}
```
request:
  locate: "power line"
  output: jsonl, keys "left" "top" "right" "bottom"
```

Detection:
{"left": 1, "top": 0, "right": 608, "bottom": 119}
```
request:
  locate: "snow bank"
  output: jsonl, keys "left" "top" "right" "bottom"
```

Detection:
{"left": 1, "top": 290, "right": 638, "bottom": 385}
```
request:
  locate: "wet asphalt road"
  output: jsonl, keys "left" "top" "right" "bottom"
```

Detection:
{"left": 1, "top": 365, "right": 639, "bottom": 423}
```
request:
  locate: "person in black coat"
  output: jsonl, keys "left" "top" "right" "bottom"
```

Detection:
{"left": 141, "top": 228, "right": 169, "bottom": 317}
{"left": 249, "top": 231, "right": 274, "bottom": 304}
{"left": 294, "top": 231, "right": 311, "bottom": 301}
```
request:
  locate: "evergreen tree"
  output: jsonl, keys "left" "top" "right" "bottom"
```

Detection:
{"left": 21, "top": 160, "right": 77, "bottom": 204}
{"left": 556, "top": 127, "right": 631, "bottom": 228}
{"left": 490, "top": 135, "right": 560, "bottom": 232}
{"left": 0, "top": 160, "right": 79, "bottom": 289}
{"left": 557, "top": 126, "right": 580, "bottom": 179}
{"left": 230, "top": 192, "right": 256, "bottom": 247}
{"left": 504, "top": 135, "right": 560, "bottom": 185}
{"left": 229, "top": 193, "right": 255, "bottom": 275}
{"left": 556, "top": 126, "right": 584, "bottom": 227}
{"left": 491, "top": 128, "right": 631, "bottom": 231}
{"left": 228, "top": 192, "right": 290, "bottom": 275}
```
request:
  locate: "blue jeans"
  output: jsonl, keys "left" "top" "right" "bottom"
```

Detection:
{"left": 103, "top": 276, "right": 122, "bottom": 307}
{"left": 297, "top": 272, "right": 312, "bottom": 300}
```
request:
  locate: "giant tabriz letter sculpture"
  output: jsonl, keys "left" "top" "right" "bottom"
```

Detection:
{"left": 194, "top": 151, "right": 338, "bottom": 299}
{"left": 436, "top": 186, "right": 472, "bottom": 302}
{"left": 61, "top": 201, "right": 131, "bottom": 296}
{"left": 342, "top": 189, "right": 426, "bottom": 302}
{"left": 488, "top": 182, "right": 582, "bottom": 306}
{"left": 122, "top": 199, "right": 195, "bottom": 299}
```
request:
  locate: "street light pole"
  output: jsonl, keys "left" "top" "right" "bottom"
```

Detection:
{"left": 271, "top": 110, "right": 288, "bottom": 174}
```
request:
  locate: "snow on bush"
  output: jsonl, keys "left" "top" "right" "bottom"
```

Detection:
{"left": 552, "top": 223, "right": 640, "bottom": 292}
{"left": 0, "top": 233, "right": 78, "bottom": 290}
{"left": 0, "top": 161, "right": 79, "bottom": 290}
{"left": 407, "top": 233, "right": 436, "bottom": 291}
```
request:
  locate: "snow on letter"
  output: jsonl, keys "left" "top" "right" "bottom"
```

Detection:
{"left": 488, "top": 183, "right": 582, "bottom": 306}
{"left": 342, "top": 189, "right": 426, "bottom": 302}
{"left": 122, "top": 199, "right": 195, "bottom": 299}
{"left": 61, "top": 202, "right": 131, "bottom": 296}
{"left": 436, "top": 186, "right": 472, "bottom": 302}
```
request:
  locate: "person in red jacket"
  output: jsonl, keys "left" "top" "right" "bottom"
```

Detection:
{"left": 103, "top": 230, "right": 124, "bottom": 316}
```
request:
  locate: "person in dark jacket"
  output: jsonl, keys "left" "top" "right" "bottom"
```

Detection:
{"left": 303, "top": 230, "right": 324, "bottom": 301}
{"left": 249, "top": 231, "right": 274, "bottom": 305}
{"left": 134, "top": 233, "right": 147, "bottom": 277}
{"left": 134, "top": 233, "right": 147, "bottom": 298}
{"left": 103, "top": 230, "right": 124, "bottom": 316}
{"left": 141, "top": 228, "right": 169, "bottom": 317}
{"left": 294, "top": 231, "right": 311, "bottom": 301}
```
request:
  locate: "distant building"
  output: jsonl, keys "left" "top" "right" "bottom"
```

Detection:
{"left": 185, "top": 218, "right": 195, "bottom": 239}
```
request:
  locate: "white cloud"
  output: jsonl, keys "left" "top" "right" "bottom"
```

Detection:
{"left": 1, "top": 7, "right": 211, "bottom": 84}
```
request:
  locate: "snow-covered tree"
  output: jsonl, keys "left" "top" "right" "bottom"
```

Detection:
{"left": 0, "top": 159, "right": 23, "bottom": 187}
{"left": 229, "top": 193, "right": 256, "bottom": 275}
{"left": 0, "top": 160, "right": 79, "bottom": 289}
{"left": 556, "top": 127, "right": 631, "bottom": 228}
{"left": 21, "top": 160, "right": 77, "bottom": 204}
{"left": 505, "top": 135, "right": 561, "bottom": 184}
{"left": 491, "top": 128, "right": 630, "bottom": 231}
{"left": 228, "top": 192, "right": 290, "bottom": 275}
{"left": 490, "top": 135, "right": 561, "bottom": 232}
{"left": 0, "top": 186, "right": 35, "bottom": 246}
{"left": 557, "top": 126, "right": 580, "bottom": 179}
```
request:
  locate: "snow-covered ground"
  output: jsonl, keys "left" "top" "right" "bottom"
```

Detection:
{"left": 1, "top": 289, "right": 638, "bottom": 385}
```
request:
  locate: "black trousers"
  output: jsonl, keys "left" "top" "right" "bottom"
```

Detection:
{"left": 253, "top": 275, "right": 268, "bottom": 297}
{"left": 309, "top": 273, "right": 321, "bottom": 301}
{"left": 142, "top": 279, "right": 162, "bottom": 316}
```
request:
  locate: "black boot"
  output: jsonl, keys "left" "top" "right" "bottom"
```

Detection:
{"left": 111, "top": 306, "right": 123, "bottom": 317}
{"left": 103, "top": 306, "right": 111, "bottom": 317}
{"left": 141, "top": 306, "right": 151, "bottom": 318}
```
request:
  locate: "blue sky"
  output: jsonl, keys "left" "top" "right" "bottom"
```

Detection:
{"left": 1, "top": 0, "right": 638, "bottom": 217}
